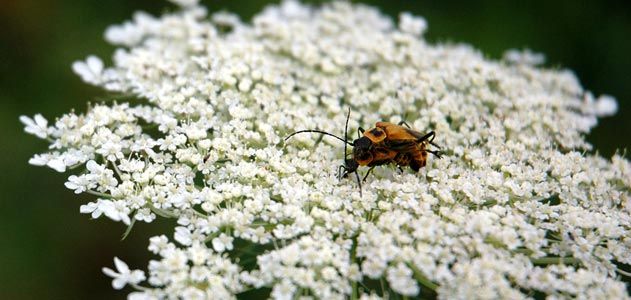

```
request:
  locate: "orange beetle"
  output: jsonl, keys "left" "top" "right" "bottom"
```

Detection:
{"left": 285, "top": 109, "right": 442, "bottom": 195}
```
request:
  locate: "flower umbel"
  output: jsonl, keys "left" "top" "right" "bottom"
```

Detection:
{"left": 22, "top": 0, "right": 631, "bottom": 299}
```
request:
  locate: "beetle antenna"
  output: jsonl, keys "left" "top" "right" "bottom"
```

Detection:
{"left": 285, "top": 130, "right": 352, "bottom": 145}
{"left": 342, "top": 108, "right": 362, "bottom": 197}
{"left": 344, "top": 107, "right": 351, "bottom": 157}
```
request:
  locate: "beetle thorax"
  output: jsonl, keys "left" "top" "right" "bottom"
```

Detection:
{"left": 353, "top": 137, "right": 374, "bottom": 165}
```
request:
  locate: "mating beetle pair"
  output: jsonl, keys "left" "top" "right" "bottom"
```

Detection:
{"left": 285, "top": 109, "right": 442, "bottom": 195}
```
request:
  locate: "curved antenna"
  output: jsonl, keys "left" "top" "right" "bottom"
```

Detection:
{"left": 285, "top": 129, "right": 352, "bottom": 145}
{"left": 344, "top": 107, "right": 351, "bottom": 156}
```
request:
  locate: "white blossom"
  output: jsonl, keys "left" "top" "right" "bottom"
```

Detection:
{"left": 72, "top": 55, "right": 104, "bottom": 84}
{"left": 503, "top": 48, "right": 546, "bottom": 66}
{"left": 64, "top": 174, "right": 94, "bottom": 194}
{"left": 594, "top": 94, "right": 618, "bottom": 117}
{"left": 23, "top": 0, "right": 631, "bottom": 299}
{"left": 102, "top": 257, "right": 146, "bottom": 289}
{"left": 168, "top": 0, "right": 199, "bottom": 8}
{"left": 20, "top": 114, "right": 49, "bottom": 139}
{"left": 399, "top": 12, "right": 427, "bottom": 36}
{"left": 211, "top": 233, "right": 234, "bottom": 253}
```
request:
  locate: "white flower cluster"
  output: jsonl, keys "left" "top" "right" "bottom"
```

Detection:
{"left": 22, "top": 0, "right": 631, "bottom": 299}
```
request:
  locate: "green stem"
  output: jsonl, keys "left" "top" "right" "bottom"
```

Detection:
{"left": 110, "top": 161, "right": 124, "bottom": 180}
{"left": 408, "top": 264, "right": 439, "bottom": 291}
{"left": 204, "top": 232, "right": 220, "bottom": 243}
{"left": 530, "top": 257, "right": 580, "bottom": 265}
{"left": 147, "top": 203, "right": 178, "bottom": 218}
{"left": 192, "top": 209, "right": 207, "bottom": 218}
{"left": 617, "top": 268, "right": 631, "bottom": 277}
{"left": 380, "top": 278, "right": 386, "bottom": 297}
{"left": 86, "top": 190, "right": 113, "bottom": 198}
{"left": 121, "top": 214, "right": 137, "bottom": 240}
{"left": 350, "top": 235, "right": 359, "bottom": 300}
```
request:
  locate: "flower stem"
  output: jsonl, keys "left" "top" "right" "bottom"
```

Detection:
{"left": 408, "top": 264, "right": 438, "bottom": 291}
{"left": 147, "top": 202, "right": 178, "bottom": 218}
{"left": 531, "top": 257, "right": 580, "bottom": 265}
{"left": 121, "top": 214, "right": 137, "bottom": 240}
{"left": 617, "top": 268, "right": 631, "bottom": 277}
{"left": 110, "top": 161, "right": 124, "bottom": 180}
{"left": 86, "top": 190, "right": 113, "bottom": 198}
{"left": 350, "top": 234, "right": 359, "bottom": 300}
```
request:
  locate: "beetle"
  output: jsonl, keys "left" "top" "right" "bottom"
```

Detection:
{"left": 285, "top": 109, "right": 442, "bottom": 195}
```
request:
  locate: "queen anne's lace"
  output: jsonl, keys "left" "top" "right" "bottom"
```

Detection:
{"left": 22, "top": 0, "right": 631, "bottom": 299}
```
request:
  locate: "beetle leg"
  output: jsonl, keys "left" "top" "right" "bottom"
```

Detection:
{"left": 362, "top": 166, "right": 375, "bottom": 182}
{"left": 398, "top": 120, "right": 412, "bottom": 129}
{"left": 416, "top": 131, "right": 435, "bottom": 143}
{"left": 354, "top": 171, "right": 363, "bottom": 197}
{"left": 338, "top": 165, "right": 347, "bottom": 180}
{"left": 426, "top": 131, "right": 442, "bottom": 149}
{"left": 358, "top": 127, "right": 365, "bottom": 139}
{"left": 427, "top": 150, "right": 442, "bottom": 158}
{"left": 418, "top": 131, "right": 443, "bottom": 149}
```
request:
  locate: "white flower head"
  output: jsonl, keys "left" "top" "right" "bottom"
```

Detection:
{"left": 211, "top": 233, "right": 234, "bottom": 252}
{"left": 80, "top": 199, "right": 130, "bottom": 225}
{"left": 102, "top": 257, "right": 146, "bottom": 289}
{"left": 23, "top": 0, "right": 631, "bottom": 299}
{"left": 594, "top": 94, "right": 618, "bottom": 117}
{"left": 174, "top": 226, "right": 192, "bottom": 246}
{"left": 167, "top": 0, "right": 199, "bottom": 8}
{"left": 65, "top": 174, "right": 94, "bottom": 194}
{"left": 399, "top": 12, "right": 427, "bottom": 36}
{"left": 503, "top": 48, "right": 546, "bottom": 66}
{"left": 72, "top": 55, "right": 104, "bottom": 85}
{"left": 270, "top": 279, "right": 296, "bottom": 300}
{"left": 20, "top": 114, "right": 49, "bottom": 139}
{"left": 46, "top": 156, "right": 67, "bottom": 172}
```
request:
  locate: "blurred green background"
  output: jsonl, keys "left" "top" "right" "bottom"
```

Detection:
{"left": 1, "top": 0, "right": 630, "bottom": 299}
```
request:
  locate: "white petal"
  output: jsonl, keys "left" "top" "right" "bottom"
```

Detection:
{"left": 129, "top": 270, "right": 146, "bottom": 284}
{"left": 128, "top": 292, "right": 151, "bottom": 300}
{"left": 72, "top": 56, "right": 104, "bottom": 84}
{"left": 20, "top": 115, "right": 48, "bottom": 138}
{"left": 86, "top": 160, "right": 99, "bottom": 172}
{"left": 113, "top": 257, "right": 130, "bottom": 274}
{"left": 91, "top": 209, "right": 103, "bottom": 219}
{"left": 102, "top": 267, "right": 119, "bottom": 278}
{"left": 86, "top": 55, "right": 104, "bottom": 74}
{"left": 47, "top": 158, "right": 66, "bottom": 172}
{"left": 174, "top": 227, "right": 192, "bottom": 246}
{"left": 112, "top": 278, "right": 126, "bottom": 290}
{"left": 19, "top": 115, "right": 36, "bottom": 127}
{"left": 64, "top": 176, "right": 80, "bottom": 192}
{"left": 80, "top": 202, "right": 98, "bottom": 214}
{"left": 28, "top": 154, "right": 49, "bottom": 166}
{"left": 72, "top": 61, "right": 93, "bottom": 82}
{"left": 34, "top": 114, "right": 48, "bottom": 127}
{"left": 212, "top": 237, "right": 225, "bottom": 252}
{"left": 168, "top": 0, "right": 199, "bottom": 8}
{"left": 121, "top": 214, "right": 131, "bottom": 225}
{"left": 595, "top": 95, "right": 618, "bottom": 116}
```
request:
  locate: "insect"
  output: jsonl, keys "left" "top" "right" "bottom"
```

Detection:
{"left": 285, "top": 109, "right": 442, "bottom": 195}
